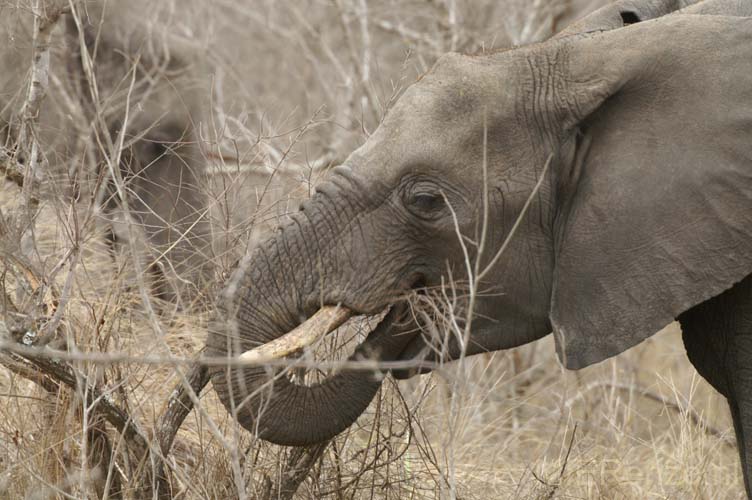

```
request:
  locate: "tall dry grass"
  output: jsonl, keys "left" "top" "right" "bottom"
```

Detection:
{"left": 0, "top": 0, "right": 743, "bottom": 498}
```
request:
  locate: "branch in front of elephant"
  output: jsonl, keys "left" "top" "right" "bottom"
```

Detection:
{"left": 442, "top": 133, "right": 497, "bottom": 354}
{"left": 0, "top": 338, "right": 450, "bottom": 373}
{"left": 404, "top": 284, "right": 466, "bottom": 362}
{"left": 478, "top": 153, "right": 553, "bottom": 282}
{"left": 260, "top": 441, "right": 330, "bottom": 500}
{"left": 144, "top": 360, "right": 210, "bottom": 498}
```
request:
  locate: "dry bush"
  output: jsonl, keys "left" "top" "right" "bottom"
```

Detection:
{"left": 0, "top": 0, "right": 743, "bottom": 499}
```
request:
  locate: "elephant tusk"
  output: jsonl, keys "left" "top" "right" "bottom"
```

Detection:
{"left": 238, "top": 305, "right": 353, "bottom": 363}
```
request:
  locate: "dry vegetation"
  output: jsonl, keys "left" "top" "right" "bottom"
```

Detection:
{"left": 0, "top": 0, "right": 744, "bottom": 498}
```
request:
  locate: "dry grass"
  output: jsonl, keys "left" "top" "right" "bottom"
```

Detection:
{"left": 0, "top": 0, "right": 745, "bottom": 498}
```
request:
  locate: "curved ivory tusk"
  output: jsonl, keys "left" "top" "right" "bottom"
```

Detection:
{"left": 238, "top": 305, "right": 353, "bottom": 363}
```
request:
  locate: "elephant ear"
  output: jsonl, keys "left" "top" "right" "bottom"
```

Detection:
{"left": 677, "top": 0, "right": 752, "bottom": 16}
{"left": 548, "top": 15, "right": 752, "bottom": 369}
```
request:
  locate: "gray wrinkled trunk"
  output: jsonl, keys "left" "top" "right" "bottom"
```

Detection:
{"left": 206, "top": 192, "right": 410, "bottom": 446}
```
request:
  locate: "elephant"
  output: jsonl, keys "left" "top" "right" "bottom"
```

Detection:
{"left": 0, "top": 1, "right": 212, "bottom": 305}
{"left": 66, "top": 1, "right": 213, "bottom": 304}
{"left": 207, "top": 0, "right": 752, "bottom": 494}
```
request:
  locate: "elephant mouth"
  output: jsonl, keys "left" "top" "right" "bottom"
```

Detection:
{"left": 238, "top": 302, "right": 415, "bottom": 380}
{"left": 238, "top": 305, "right": 355, "bottom": 364}
{"left": 238, "top": 270, "right": 431, "bottom": 373}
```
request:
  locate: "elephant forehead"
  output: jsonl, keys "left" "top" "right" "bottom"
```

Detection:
{"left": 406, "top": 59, "right": 499, "bottom": 125}
{"left": 348, "top": 102, "right": 467, "bottom": 179}
{"left": 373, "top": 72, "right": 489, "bottom": 145}
{"left": 346, "top": 53, "right": 519, "bottom": 183}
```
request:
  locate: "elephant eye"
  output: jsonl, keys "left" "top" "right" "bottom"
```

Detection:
{"left": 405, "top": 190, "right": 445, "bottom": 216}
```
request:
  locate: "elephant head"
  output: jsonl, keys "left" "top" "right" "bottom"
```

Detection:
{"left": 207, "top": 10, "right": 752, "bottom": 446}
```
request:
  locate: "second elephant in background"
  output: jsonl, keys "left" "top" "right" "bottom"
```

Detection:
{"left": 68, "top": 1, "right": 213, "bottom": 305}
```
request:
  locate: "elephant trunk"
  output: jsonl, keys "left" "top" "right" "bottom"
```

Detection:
{"left": 206, "top": 184, "right": 413, "bottom": 446}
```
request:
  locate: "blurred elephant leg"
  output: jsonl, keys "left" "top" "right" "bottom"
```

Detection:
{"left": 680, "top": 274, "right": 752, "bottom": 496}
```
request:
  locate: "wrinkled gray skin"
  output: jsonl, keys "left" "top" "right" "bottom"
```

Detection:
{"left": 1, "top": 2, "right": 211, "bottom": 304}
{"left": 208, "top": 0, "right": 752, "bottom": 493}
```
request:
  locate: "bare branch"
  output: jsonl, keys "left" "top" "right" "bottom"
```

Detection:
{"left": 147, "top": 361, "right": 210, "bottom": 498}
{"left": 261, "top": 442, "right": 330, "bottom": 500}
{"left": 19, "top": 351, "right": 150, "bottom": 456}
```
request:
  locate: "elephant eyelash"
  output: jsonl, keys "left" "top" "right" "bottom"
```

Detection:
{"left": 407, "top": 192, "right": 444, "bottom": 211}
{"left": 399, "top": 175, "right": 457, "bottom": 220}
{"left": 401, "top": 182, "right": 448, "bottom": 220}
